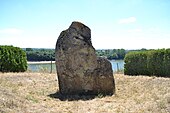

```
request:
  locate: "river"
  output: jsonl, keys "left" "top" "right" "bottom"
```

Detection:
{"left": 28, "top": 60, "right": 124, "bottom": 73}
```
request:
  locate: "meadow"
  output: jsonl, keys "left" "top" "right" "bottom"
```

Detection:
{"left": 0, "top": 72, "right": 169, "bottom": 113}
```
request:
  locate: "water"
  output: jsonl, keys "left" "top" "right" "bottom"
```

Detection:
{"left": 110, "top": 60, "right": 125, "bottom": 72}
{"left": 28, "top": 60, "right": 124, "bottom": 73}
{"left": 28, "top": 63, "right": 57, "bottom": 73}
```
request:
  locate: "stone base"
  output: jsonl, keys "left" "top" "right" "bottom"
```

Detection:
{"left": 58, "top": 76, "right": 115, "bottom": 95}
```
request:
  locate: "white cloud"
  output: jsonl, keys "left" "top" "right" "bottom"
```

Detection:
{"left": 0, "top": 28, "right": 23, "bottom": 35}
{"left": 118, "top": 17, "right": 136, "bottom": 24}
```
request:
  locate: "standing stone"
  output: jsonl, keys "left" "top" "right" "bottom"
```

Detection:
{"left": 55, "top": 21, "right": 115, "bottom": 95}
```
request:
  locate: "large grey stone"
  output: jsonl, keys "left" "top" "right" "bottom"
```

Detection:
{"left": 55, "top": 21, "right": 115, "bottom": 95}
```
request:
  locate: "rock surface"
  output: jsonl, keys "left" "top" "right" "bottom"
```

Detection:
{"left": 55, "top": 21, "right": 115, "bottom": 95}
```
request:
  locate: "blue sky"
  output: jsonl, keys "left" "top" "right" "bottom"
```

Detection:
{"left": 0, "top": 0, "right": 170, "bottom": 49}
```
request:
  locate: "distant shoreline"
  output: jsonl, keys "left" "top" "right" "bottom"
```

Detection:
{"left": 27, "top": 61, "right": 55, "bottom": 64}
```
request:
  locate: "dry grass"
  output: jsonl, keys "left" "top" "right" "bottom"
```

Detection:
{"left": 0, "top": 72, "right": 170, "bottom": 113}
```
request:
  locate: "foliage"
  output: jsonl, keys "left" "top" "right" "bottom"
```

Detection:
{"left": 124, "top": 49, "right": 170, "bottom": 77}
{"left": 164, "top": 49, "right": 170, "bottom": 76}
{"left": 25, "top": 48, "right": 126, "bottom": 61}
{"left": 0, "top": 46, "right": 27, "bottom": 72}
{"left": 147, "top": 49, "right": 165, "bottom": 76}
{"left": 96, "top": 49, "right": 126, "bottom": 60}
{"left": 25, "top": 48, "right": 33, "bottom": 51}
{"left": 25, "top": 48, "right": 55, "bottom": 61}
{"left": 124, "top": 51, "right": 149, "bottom": 75}
{"left": 25, "top": 48, "right": 149, "bottom": 61}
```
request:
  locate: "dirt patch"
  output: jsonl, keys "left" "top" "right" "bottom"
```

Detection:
{"left": 0, "top": 72, "right": 170, "bottom": 113}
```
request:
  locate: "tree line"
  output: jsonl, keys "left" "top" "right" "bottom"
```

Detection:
{"left": 25, "top": 48, "right": 127, "bottom": 61}
{"left": 96, "top": 49, "right": 126, "bottom": 60}
{"left": 25, "top": 48, "right": 55, "bottom": 61}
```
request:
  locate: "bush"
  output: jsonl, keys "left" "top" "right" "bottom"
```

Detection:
{"left": 124, "top": 49, "right": 170, "bottom": 77}
{"left": 124, "top": 51, "right": 149, "bottom": 75}
{"left": 0, "top": 46, "right": 27, "bottom": 72}
{"left": 164, "top": 49, "right": 170, "bottom": 76}
{"left": 147, "top": 49, "right": 165, "bottom": 76}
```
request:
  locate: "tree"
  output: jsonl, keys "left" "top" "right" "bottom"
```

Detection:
{"left": 112, "top": 53, "right": 118, "bottom": 59}
{"left": 26, "top": 48, "right": 33, "bottom": 51}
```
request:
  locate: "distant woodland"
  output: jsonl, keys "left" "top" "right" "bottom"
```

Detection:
{"left": 24, "top": 48, "right": 146, "bottom": 61}
{"left": 25, "top": 48, "right": 55, "bottom": 61}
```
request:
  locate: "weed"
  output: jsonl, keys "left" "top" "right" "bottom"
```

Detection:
{"left": 97, "top": 93, "right": 104, "bottom": 98}
{"left": 25, "top": 95, "right": 38, "bottom": 103}
{"left": 157, "top": 100, "right": 167, "bottom": 109}
{"left": 39, "top": 66, "right": 49, "bottom": 73}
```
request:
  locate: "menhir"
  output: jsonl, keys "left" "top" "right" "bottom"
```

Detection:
{"left": 55, "top": 21, "right": 115, "bottom": 95}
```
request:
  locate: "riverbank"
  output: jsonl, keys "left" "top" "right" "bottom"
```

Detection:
{"left": 0, "top": 72, "right": 169, "bottom": 113}
{"left": 27, "top": 60, "right": 124, "bottom": 73}
{"left": 27, "top": 61, "right": 55, "bottom": 64}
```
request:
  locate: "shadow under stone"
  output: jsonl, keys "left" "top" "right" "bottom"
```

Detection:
{"left": 48, "top": 91, "right": 102, "bottom": 101}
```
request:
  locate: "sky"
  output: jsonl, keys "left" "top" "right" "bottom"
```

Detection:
{"left": 0, "top": 0, "right": 170, "bottom": 49}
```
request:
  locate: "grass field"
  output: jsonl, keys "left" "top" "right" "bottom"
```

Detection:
{"left": 0, "top": 72, "right": 170, "bottom": 113}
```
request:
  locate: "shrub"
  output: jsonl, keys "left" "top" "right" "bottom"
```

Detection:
{"left": 0, "top": 46, "right": 27, "bottom": 72}
{"left": 147, "top": 49, "right": 165, "bottom": 76}
{"left": 164, "top": 49, "right": 170, "bottom": 76}
{"left": 124, "top": 49, "right": 170, "bottom": 77}
{"left": 124, "top": 51, "right": 148, "bottom": 75}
